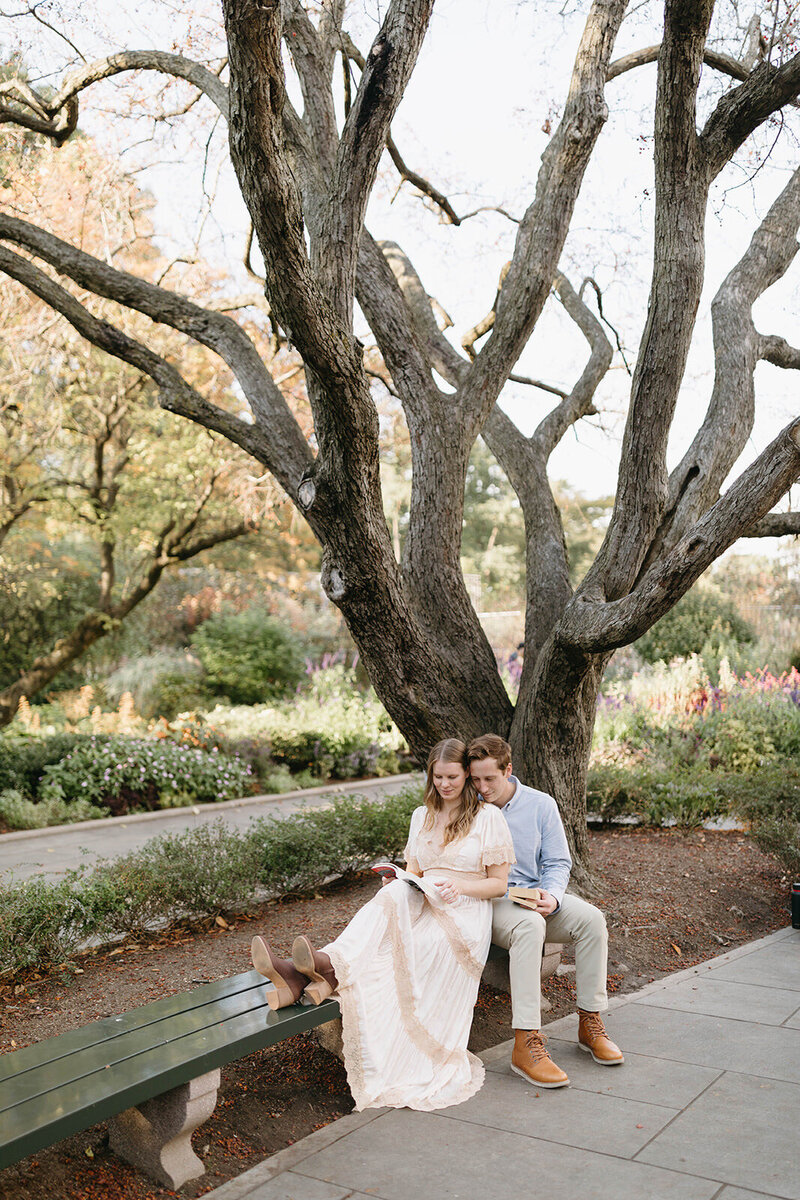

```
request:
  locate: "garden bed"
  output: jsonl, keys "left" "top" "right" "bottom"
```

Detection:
{"left": 0, "top": 826, "right": 790, "bottom": 1200}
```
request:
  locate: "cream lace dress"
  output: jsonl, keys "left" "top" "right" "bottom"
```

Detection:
{"left": 323, "top": 802, "right": 515, "bottom": 1112}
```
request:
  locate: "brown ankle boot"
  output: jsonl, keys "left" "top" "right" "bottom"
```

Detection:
{"left": 511, "top": 1029, "right": 569, "bottom": 1088}
{"left": 577, "top": 1010, "right": 624, "bottom": 1064}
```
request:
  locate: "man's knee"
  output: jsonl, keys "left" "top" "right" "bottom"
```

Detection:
{"left": 506, "top": 911, "right": 547, "bottom": 947}
{"left": 575, "top": 901, "right": 607, "bottom": 942}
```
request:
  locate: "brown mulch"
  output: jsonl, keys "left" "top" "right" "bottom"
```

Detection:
{"left": 0, "top": 827, "right": 791, "bottom": 1200}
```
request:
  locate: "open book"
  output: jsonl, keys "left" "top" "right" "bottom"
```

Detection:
{"left": 508, "top": 886, "right": 542, "bottom": 910}
{"left": 372, "top": 863, "right": 444, "bottom": 905}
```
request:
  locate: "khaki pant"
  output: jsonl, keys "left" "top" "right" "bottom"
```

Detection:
{"left": 491, "top": 893, "right": 609, "bottom": 1030}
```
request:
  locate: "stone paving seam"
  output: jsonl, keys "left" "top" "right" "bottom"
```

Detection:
{"left": 286, "top": 1121, "right": 736, "bottom": 1198}
{"left": 628, "top": 1065, "right": 729, "bottom": 1162}
{"left": 780, "top": 1002, "right": 800, "bottom": 1026}
{"left": 199, "top": 1109, "right": 388, "bottom": 1200}
{"left": 628, "top": 983, "right": 800, "bottom": 1029}
{"left": 429, "top": 1100, "right": 681, "bottom": 1161}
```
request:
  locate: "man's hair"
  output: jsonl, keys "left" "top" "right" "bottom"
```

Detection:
{"left": 467, "top": 734, "right": 512, "bottom": 771}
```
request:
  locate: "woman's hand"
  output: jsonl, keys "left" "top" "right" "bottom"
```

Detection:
{"left": 434, "top": 879, "right": 461, "bottom": 904}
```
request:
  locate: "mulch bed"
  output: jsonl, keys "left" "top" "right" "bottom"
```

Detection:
{"left": 0, "top": 827, "right": 791, "bottom": 1200}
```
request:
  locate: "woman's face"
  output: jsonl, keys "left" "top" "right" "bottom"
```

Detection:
{"left": 432, "top": 758, "right": 467, "bottom": 801}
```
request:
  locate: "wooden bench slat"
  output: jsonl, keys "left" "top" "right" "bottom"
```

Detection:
{"left": 0, "top": 971, "right": 265, "bottom": 1084}
{"left": 0, "top": 994, "right": 341, "bottom": 1169}
{"left": 0, "top": 979, "right": 276, "bottom": 1114}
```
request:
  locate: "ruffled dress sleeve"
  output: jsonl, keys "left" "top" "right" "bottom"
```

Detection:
{"left": 403, "top": 806, "right": 426, "bottom": 864}
{"left": 479, "top": 803, "right": 516, "bottom": 868}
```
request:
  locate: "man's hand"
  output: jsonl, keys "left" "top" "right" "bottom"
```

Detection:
{"left": 536, "top": 889, "right": 558, "bottom": 916}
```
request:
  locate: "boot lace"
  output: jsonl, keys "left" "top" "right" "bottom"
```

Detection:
{"left": 579, "top": 1011, "right": 605, "bottom": 1040}
{"left": 524, "top": 1031, "right": 551, "bottom": 1062}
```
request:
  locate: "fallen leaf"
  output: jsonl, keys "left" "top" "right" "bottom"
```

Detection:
{"left": 670, "top": 943, "right": 682, "bottom": 956}
{"left": 215, "top": 916, "right": 230, "bottom": 929}
{"left": 84, "top": 1147, "right": 94, "bottom": 1159}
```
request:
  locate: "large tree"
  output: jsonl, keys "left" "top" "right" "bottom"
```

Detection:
{"left": 2, "top": 0, "right": 800, "bottom": 878}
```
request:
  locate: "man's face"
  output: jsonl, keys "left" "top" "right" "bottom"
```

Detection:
{"left": 470, "top": 756, "right": 514, "bottom": 806}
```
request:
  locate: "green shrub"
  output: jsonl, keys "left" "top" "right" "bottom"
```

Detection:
{"left": 0, "top": 788, "right": 106, "bottom": 830}
{"left": 190, "top": 608, "right": 304, "bottom": 704}
{"left": 0, "top": 874, "right": 96, "bottom": 974}
{"left": 0, "top": 783, "right": 424, "bottom": 977}
{"left": 635, "top": 588, "right": 754, "bottom": 665}
{"left": 38, "top": 735, "right": 253, "bottom": 814}
{"left": 586, "top": 763, "right": 726, "bottom": 827}
{"left": 721, "top": 765, "right": 800, "bottom": 877}
{"left": 206, "top": 664, "right": 410, "bottom": 781}
{"left": 0, "top": 733, "right": 101, "bottom": 795}
{"left": 104, "top": 651, "right": 209, "bottom": 719}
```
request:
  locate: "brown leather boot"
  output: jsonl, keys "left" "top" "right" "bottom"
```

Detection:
{"left": 511, "top": 1029, "right": 569, "bottom": 1088}
{"left": 577, "top": 1010, "right": 624, "bottom": 1064}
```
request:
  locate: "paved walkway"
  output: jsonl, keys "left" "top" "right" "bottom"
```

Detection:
{"left": 205, "top": 925, "right": 800, "bottom": 1200}
{"left": 0, "top": 773, "right": 421, "bottom": 882}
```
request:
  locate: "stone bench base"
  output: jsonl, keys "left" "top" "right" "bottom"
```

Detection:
{"left": 108, "top": 1069, "right": 221, "bottom": 1190}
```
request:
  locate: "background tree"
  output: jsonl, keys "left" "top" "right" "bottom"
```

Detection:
{"left": 2, "top": 0, "right": 800, "bottom": 880}
{"left": 0, "top": 124, "right": 284, "bottom": 718}
{"left": 634, "top": 588, "right": 755, "bottom": 665}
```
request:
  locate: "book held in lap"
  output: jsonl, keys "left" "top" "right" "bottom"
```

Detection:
{"left": 508, "top": 886, "right": 542, "bottom": 910}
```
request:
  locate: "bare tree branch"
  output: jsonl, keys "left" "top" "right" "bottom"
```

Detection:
{"left": 0, "top": 244, "right": 279, "bottom": 473}
{"left": 0, "top": 51, "right": 230, "bottom": 124}
{"left": 760, "top": 332, "right": 800, "bottom": 369}
{"left": 456, "top": 0, "right": 628, "bottom": 432}
{"left": 584, "top": 0, "right": 715, "bottom": 602}
{"left": 532, "top": 274, "right": 612, "bottom": 457}
{"left": 700, "top": 52, "right": 800, "bottom": 178}
{"left": 385, "top": 133, "right": 462, "bottom": 225}
{"left": 649, "top": 165, "right": 800, "bottom": 560}
{"left": 0, "top": 213, "right": 312, "bottom": 492}
{"left": 747, "top": 510, "right": 800, "bottom": 536}
{"left": 320, "top": 0, "right": 435, "bottom": 319}
{"left": 608, "top": 43, "right": 750, "bottom": 83}
{"left": 283, "top": 0, "right": 338, "bottom": 175}
{"left": 561, "top": 419, "right": 800, "bottom": 652}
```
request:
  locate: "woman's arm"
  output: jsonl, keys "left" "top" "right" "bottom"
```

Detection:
{"left": 435, "top": 862, "right": 509, "bottom": 902}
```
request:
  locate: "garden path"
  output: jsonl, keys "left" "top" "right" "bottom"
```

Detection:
{"left": 203, "top": 925, "right": 800, "bottom": 1200}
{"left": 0, "top": 773, "right": 422, "bottom": 882}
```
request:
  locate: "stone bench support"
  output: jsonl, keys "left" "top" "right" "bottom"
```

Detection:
{"left": 108, "top": 1068, "right": 221, "bottom": 1189}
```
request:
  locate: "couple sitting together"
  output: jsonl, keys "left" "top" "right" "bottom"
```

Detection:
{"left": 251, "top": 734, "right": 622, "bottom": 1112}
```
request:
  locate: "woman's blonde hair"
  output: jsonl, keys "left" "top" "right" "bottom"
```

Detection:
{"left": 422, "top": 738, "right": 483, "bottom": 845}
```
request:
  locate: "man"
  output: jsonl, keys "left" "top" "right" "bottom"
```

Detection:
{"left": 468, "top": 734, "right": 622, "bottom": 1088}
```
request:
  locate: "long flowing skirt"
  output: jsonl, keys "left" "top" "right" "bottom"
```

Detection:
{"left": 324, "top": 876, "right": 492, "bottom": 1111}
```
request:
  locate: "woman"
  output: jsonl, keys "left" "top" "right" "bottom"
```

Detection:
{"left": 251, "top": 738, "right": 515, "bottom": 1112}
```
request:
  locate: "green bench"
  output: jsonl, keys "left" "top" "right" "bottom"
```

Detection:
{"left": 0, "top": 969, "right": 340, "bottom": 1188}
{"left": 0, "top": 942, "right": 561, "bottom": 1189}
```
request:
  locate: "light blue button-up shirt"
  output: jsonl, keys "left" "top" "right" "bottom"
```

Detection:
{"left": 494, "top": 776, "right": 572, "bottom": 905}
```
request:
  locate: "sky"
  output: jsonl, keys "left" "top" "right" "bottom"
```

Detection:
{"left": 2, "top": 0, "right": 799, "bottom": 534}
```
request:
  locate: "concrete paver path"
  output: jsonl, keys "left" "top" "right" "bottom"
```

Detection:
{"left": 204, "top": 926, "right": 800, "bottom": 1200}
{"left": 0, "top": 774, "right": 421, "bottom": 882}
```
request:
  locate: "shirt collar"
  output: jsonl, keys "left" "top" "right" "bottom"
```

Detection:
{"left": 500, "top": 775, "right": 522, "bottom": 809}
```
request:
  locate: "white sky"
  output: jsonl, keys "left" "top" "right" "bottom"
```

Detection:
{"left": 2, "top": 0, "right": 799, "bottom": 534}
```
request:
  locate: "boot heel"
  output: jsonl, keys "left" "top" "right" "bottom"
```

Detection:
{"left": 267, "top": 983, "right": 298, "bottom": 1010}
{"left": 251, "top": 936, "right": 302, "bottom": 1010}
{"left": 303, "top": 980, "right": 334, "bottom": 1005}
